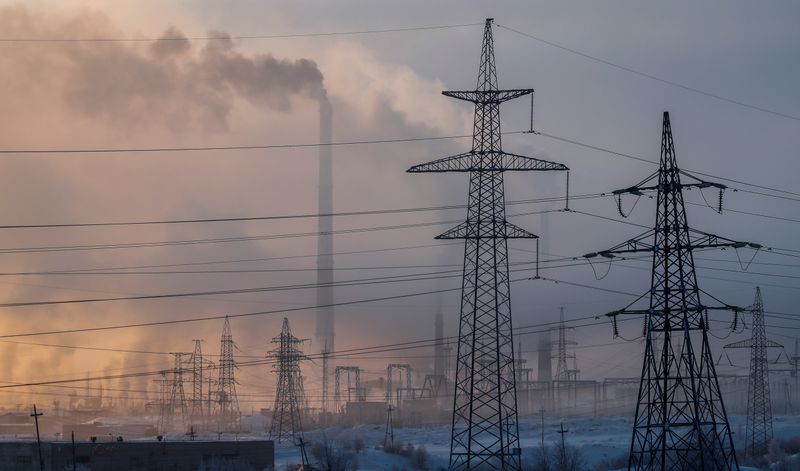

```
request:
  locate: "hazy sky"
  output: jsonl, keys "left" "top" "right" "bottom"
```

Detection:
{"left": 0, "top": 1, "right": 798, "bottom": 411}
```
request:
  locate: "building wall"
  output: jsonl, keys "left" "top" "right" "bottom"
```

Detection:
{"left": 0, "top": 440, "right": 274, "bottom": 471}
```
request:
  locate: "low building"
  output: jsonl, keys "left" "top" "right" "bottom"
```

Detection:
{"left": 0, "top": 439, "right": 274, "bottom": 470}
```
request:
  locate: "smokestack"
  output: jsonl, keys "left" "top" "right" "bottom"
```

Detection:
{"left": 537, "top": 330, "right": 552, "bottom": 382}
{"left": 316, "top": 96, "right": 334, "bottom": 412}
{"left": 434, "top": 307, "right": 445, "bottom": 378}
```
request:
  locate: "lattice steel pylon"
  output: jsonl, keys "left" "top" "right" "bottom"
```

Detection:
{"left": 269, "top": 317, "right": 307, "bottom": 443}
{"left": 725, "top": 287, "right": 780, "bottom": 459}
{"left": 217, "top": 316, "right": 240, "bottom": 432}
{"left": 408, "top": 18, "right": 568, "bottom": 471}
{"left": 586, "top": 112, "right": 761, "bottom": 470}
{"left": 189, "top": 339, "right": 205, "bottom": 429}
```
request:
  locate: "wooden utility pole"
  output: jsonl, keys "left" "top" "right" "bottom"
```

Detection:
{"left": 31, "top": 405, "right": 44, "bottom": 471}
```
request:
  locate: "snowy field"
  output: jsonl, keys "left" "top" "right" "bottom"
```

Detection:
{"left": 270, "top": 415, "right": 800, "bottom": 470}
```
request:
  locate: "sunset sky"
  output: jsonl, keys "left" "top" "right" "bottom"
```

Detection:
{"left": 0, "top": 1, "right": 798, "bottom": 411}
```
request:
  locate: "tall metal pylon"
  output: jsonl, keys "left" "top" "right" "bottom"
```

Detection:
{"left": 217, "top": 316, "right": 240, "bottom": 432}
{"left": 167, "top": 352, "right": 189, "bottom": 432}
{"left": 725, "top": 287, "right": 781, "bottom": 459}
{"left": 553, "top": 307, "right": 578, "bottom": 383}
{"left": 586, "top": 112, "right": 760, "bottom": 470}
{"left": 408, "top": 18, "right": 568, "bottom": 471}
{"left": 189, "top": 339, "right": 205, "bottom": 429}
{"left": 269, "top": 317, "right": 307, "bottom": 443}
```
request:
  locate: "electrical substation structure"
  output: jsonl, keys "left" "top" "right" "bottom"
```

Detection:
{"left": 408, "top": 18, "right": 568, "bottom": 471}
{"left": 725, "top": 287, "right": 780, "bottom": 460}
{"left": 585, "top": 112, "right": 761, "bottom": 470}
{"left": 269, "top": 317, "right": 307, "bottom": 443}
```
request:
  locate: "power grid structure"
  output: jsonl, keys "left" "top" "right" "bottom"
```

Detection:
{"left": 158, "top": 352, "right": 191, "bottom": 432}
{"left": 552, "top": 307, "right": 580, "bottom": 408}
{"left": 334, "top": 366, "right": 363, "bottom": 413}
{"left": 188, "top": 339, "right": 215, "bottom": 431}
{"left": 386, "top": 363, "right": 412, "bottom": 408}
{"left": 724, "top": 287, "right": 781, "bottom": 460}
{"left": 585, "top": 111, "right": 760, "bottom": 470}
{"left": 217, "top": 316, "right": 241, "bottom": 432}
{"left": 269, "top": 317, "right": 308, "bottom": 443}
{"left": 408, "top": 18, "right": 568, "bottom": 471}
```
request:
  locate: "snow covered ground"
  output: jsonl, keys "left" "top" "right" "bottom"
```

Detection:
{"left": 271, "top": 414, "right": 800, "bottom": 470}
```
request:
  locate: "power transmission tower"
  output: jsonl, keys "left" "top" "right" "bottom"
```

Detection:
{"left": 168, "top": 352, "right": 190, "bottom": 432}
{"left": 724, "top": 287, "right": 781, "bottom": 459}
{"left": 189, "top": 339, "right": 205, "bottom": 430}
{"left": 553, "top": 308, "right": 579, "bottom": 408}
{"left": 217, "top": 316, "right": 240, "bottom": 432}
{"left": 585, "top": 112, "right": 759, "bottom": 470}
{"left": 269, "top": 317, "right": 307, "bottom": 443}
{"left": 408, "top": 18, "right": 567, "bottom": 471}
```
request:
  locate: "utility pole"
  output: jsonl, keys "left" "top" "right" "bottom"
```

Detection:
{"left": 408, "top": 18, "right": 567, "bottom": 471}
{"left": 31, "top": 405, "right": 44, "bottom": 471}
{"left": 269, "top": 317, "right": 307, "bottom": 443}
{"left": 539, "top": 408, "right": 545, "bottom": 449}
{"left": 384, "top": 405, "right": 395, "bottom": 449}
{"left": 557, "top": 423, "right": 569, "bottom": 468}
{"left": 725, "top": 287, "right": 781, "bottom": 459}
{"left": 585, "top": 112, "right": 753, "bottom": 470}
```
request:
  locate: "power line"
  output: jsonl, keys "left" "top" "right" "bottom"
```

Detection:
{"left": 498, "top": 24, "right": 800, "bottom": 122}
{"left": 0, "top": 193, "right": 595, "bottom": 230}
{"left": 0, "top": 131, "right": 520, "bottom": 155}
{"left": 533, "top": 130, "right": 800, "bottom": 200}
{"left": 0, "top": 23, "right": 482, "bottom": 43}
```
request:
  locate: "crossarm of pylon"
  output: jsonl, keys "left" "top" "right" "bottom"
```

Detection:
{"left": 435, "top": 220, "right": 537, "bottom": 239}
{"left": 688, "top": 228, "right": 762, "bottom": 251}
{"left": 584, "top": 230, "right": 656, "bottom": 258}
{"left": 408, "top": 151, "right": 568, "bottom": 173}
{"left": 443, "top": 88, "right": 533, "bottom": 103}
{"left": 724, "top": 339, "right": 753, "bottom": 349}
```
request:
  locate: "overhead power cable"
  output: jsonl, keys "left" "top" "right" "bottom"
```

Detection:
{"left": 0, "top": 23, "right": 482, "bottom": 43}
{"left": 0, "top": 193, "right": 595, "bottom": 230}
{"left": 0, "top": 208, "right": 559, "bottom": 254}
{"left": 498, "top": 24, "right": 800, "bottom": 122}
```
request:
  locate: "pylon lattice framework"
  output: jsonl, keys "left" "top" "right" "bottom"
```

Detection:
{"left": 217, "top": 316, "right": 240, "bottom": 432}
{"left": 725, "top": 287, "right": 781, "bottom": 459}
{"left": 586, "top": 112, "right": 760, "bottom": 470}
{"left": 408, "top": 18, "right": 567, "bottom": 471}
{"left": 269, "top": 317, "right": 307, "bottom": 443}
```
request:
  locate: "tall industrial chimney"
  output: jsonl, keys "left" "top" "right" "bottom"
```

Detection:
{"left": 434, "top": 307, "right": 445, "bottom": 378}
{"left": 537, "top": 330, "right": 552, "bottom": 382}
{"left": 316, "top": 96, "right": 334, "bottom": 415}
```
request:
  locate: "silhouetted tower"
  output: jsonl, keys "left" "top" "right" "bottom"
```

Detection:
{"left": 553, "top": 308, "right": 578, "bottom": 382}
{"left": 217, "top": 316, "right": 240, "bottom": 432}
{"left": 156, "top": 371, "right": 170, "bottom": 432}
{"left": 317, "top": 96, "right": 335, "bottom": 419}
{"left": 269, "top": 317, "right": 307, "bottom": 443}
{"left": 189, "top": 339, "right": 205, "bottom": 428}
{"left": 585, "top": 112, "right": 759, "bottom": 470}
{"left": 725, "top": 287, "right": 780, "bottom": 459}
{"left": 168, "top": 352, "right": 189, "bottom": 432}
{"left": 408, "top": 19, "right": 567, "bottom": 471}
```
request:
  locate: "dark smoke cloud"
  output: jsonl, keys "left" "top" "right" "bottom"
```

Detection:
{"left": 0, "top": 6, "right": 326, "bottom": 133}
